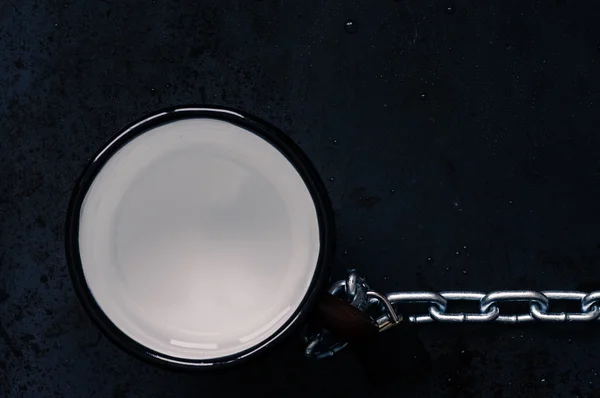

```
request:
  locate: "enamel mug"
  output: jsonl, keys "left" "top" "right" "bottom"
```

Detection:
{"left": 66, "top": 107, "right": 335, "bottom": 369}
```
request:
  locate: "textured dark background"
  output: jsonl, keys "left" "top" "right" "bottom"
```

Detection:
{"left": 2, "top": 0, "right": 600, "bottom": 396}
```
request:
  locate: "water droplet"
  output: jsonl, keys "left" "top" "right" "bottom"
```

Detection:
{"left": 541, "top": 379, "right": 546, "bottom": 382}
{"left": 462, "top": 270, "right": 468, "bottom": 275}
{"left": 344, "top": 19, "right": 359, "bottom": 34}
{"left": 445, "top": 6, "right": 455, "bottom": 14}
{"left": 445, "top": 267, "right": 451, "bottom": 271}
{"left": 358, "top": 236, "right": 364, "bottom": 241}
{"left": 420, "top": 93, "right": 428, "bottom": 102}
{"left": 426, "top": 256, "right": 434, "bottom": 264}
{"left": 333, "top": 139, "right": 338, "bottom": 145}
{"left": 390, "top": 189, "right": 396, "bottom": 194}
{"left": 455, "top": 251, "right": 460, "bottom": 257}
{"left": 365, "top": 196, "right": 370, "bottom": 201}
{"left": 463, "top": 245, "right": 468, "bottom": 250}
{"left": 343, "top": 249, "right": 348, "bottom": 255}
{"left": 330, "top": 177, "right": 335, "bottom": 182}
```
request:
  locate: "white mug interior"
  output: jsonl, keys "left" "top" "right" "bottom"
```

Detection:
{"left": 77, "top": 117, "right": 321, "bottom": 361}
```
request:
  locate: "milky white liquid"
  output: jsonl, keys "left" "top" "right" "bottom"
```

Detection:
{"left": 78, "top": 117, "right": 320, "bottom": 360}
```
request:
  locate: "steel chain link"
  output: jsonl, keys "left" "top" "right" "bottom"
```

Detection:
{"left": 305, "top": 271, "right": 600, "bottom": 358}
{"left": 382, "top": 287, "right": 600, "bottom": 324}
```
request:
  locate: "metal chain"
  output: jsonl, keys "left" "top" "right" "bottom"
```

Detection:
{"left": 304, "top": 271, "right": 600, "bottom": 358}
{"left": 400, "top": 289, "right": 600, "bottom": 324}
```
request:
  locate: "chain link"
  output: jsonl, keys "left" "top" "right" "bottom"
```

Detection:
{"left": 305, "top": 271, "right": 600, "bottom": 358}
{"left": 390, "top": 288, "right": 600, "bottom": 324}
{"left": 429, "top": 292, "right": 500, "bottom": 323}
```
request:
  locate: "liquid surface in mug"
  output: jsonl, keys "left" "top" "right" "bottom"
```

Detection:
{"left": 78, "top": 118, "right": 321, "bottom": 360}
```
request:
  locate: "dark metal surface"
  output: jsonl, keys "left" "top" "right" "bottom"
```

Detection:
{"left": 2, "top": 0, "right": 600, "bottom": 396}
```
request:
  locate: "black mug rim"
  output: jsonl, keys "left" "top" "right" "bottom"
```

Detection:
{"left": 65, "top": 106, "right": 335, "bottom": 370}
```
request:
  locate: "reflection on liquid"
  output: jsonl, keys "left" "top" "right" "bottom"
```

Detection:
{"left": 239, "top": 306, "right": 292, "bottom": 343}
{"left": 169, "top": 340, "right": 218, "bottom": 350}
